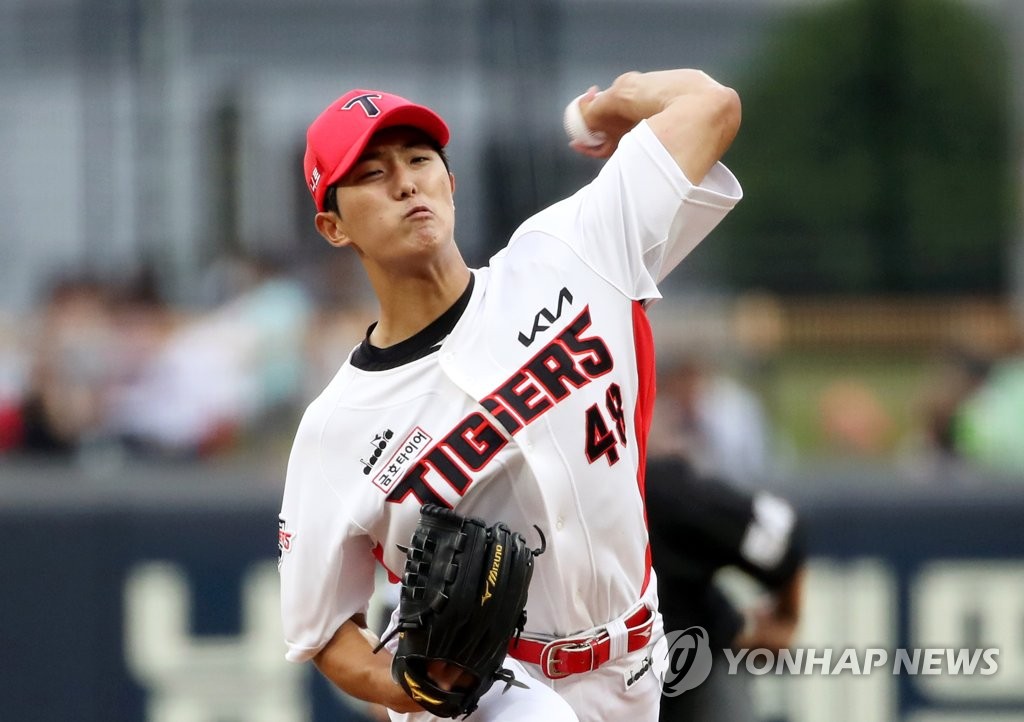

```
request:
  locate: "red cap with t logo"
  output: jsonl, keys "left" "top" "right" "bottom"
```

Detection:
{"left": 303, "top": 89, "right": 451, "bottom": 212}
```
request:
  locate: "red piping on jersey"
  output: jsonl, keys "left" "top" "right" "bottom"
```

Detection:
{"left": 372, "top": 542, "right": 401, "bottom": 584}
{"left": 631, "top": 301, "right": 656, "bottom": 595}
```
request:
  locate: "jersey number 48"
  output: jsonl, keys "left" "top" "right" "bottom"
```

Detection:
{"left": 584, "top": 383, "right": 627, "bottom": 465}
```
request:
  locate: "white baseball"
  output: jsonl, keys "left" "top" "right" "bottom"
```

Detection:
{"left": 563, "top": 93, "right": 606, "bottom": 148}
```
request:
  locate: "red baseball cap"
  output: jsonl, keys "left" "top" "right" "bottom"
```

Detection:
{"left": 303, "top": 89, "right": 451, "bottom": 212}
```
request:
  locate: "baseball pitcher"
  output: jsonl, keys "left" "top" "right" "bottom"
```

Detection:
{"left": 278, "top": 69, "right": 742, "bottom": 720}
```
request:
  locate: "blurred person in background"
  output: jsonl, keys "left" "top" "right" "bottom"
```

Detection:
{"left": 645, "top": 454, "right": 805, "bottom": 722}
{"left": 950, "top": 346, "right": 1024, "bottom": 476}
{"left": 903, "top": 345, "right": 993, "bottom": 480}
{"left": 902, "top": 340, "right": 1024, "bottom": 480}
{"left": 15, "top": 276, "right": 117, "bottom": 455}
{"left": 649, "top": 354, "right": 771, "bottom": 487}
{"left": 202, "top": 254, "right": 317, "bottom": 435}
{"left": 0, "top": 331, "right": 23, "bottom": 452}
{"left": 107, "top": 254, "right": 313, "bottom": 457}
{"left": 816, "top": 377, "right": 896, "bottom": 460}
{"left": 1, "top": 253, "right": 315, "bottom": 461}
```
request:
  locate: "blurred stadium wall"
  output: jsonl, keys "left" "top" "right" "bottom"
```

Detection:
{"left": 2, "top": 462, "right": 1022, "bottom": 721}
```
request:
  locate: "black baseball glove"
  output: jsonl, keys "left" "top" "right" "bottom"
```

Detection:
{"left": 374, "top": 504, "right": 545, "bottom": 718}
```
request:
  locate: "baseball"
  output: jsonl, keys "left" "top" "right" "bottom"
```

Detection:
{"left": 563, "top": 93, "right": 606, "bottom": 148}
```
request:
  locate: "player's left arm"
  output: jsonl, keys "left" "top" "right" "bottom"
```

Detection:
{"left": 312, "top": 615, "right": 425, "bottom": 713}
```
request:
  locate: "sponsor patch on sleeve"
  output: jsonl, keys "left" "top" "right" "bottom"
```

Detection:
{"left": 277, "top": 516, "right": 295, "bottom": 568}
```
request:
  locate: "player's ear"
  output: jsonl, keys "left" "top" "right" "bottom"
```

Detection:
{"left": 315, "top": 211, "right": 351, "bottom": 248}
{"left": 449, "top": 172, "right": 456, "bottom": 204}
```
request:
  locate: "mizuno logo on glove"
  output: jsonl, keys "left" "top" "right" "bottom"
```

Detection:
{"left": 481, "top": 543, "right": 504, "bottom": 605}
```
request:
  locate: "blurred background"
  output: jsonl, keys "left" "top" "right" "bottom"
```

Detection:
{"left": 1, "top": 0, "right": 1023, "bottom": 720}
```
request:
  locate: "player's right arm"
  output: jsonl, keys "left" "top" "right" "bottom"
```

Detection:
{"left": 313, "top": 615, "right": 424, "bottom": 713}
{"left": 576, "top": 68, "right": 741, "bottom": 185}
{"left": 523, "top": 68, "right": 741, "bottom": 299}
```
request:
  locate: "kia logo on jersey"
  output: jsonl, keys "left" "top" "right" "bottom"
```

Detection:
{"left": 518, "top": 287, "right": 573, "bottom": 347}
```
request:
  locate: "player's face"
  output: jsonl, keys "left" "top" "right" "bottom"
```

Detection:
{"left": 329, "top": 127, "right": 456, "bottom": 270}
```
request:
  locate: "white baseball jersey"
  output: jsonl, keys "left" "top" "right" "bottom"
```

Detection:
{"left": 278, "top": 121, "right": 741, "bottom": 717}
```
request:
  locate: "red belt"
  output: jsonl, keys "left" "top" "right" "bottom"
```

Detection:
{"left": 507, "top": 605, "right": 655, "bottom": 679}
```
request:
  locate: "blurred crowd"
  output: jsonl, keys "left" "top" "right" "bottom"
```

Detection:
{"left": 910, "top": 344, "right": 1024, "bottom": 478}
{"left": 648, "top": 340, "right": 1024, "bottom": 485}
{"left": 1, "top": 259, "right": 1022, "bottom": 481}
{"left": 0, "top": 256, "right": 337, "bottom": 462}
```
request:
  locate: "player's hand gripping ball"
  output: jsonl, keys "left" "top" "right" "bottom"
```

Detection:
{"left": 563, "top": 92, "right": 607, "bottom": 149}
{"left": 374, "top": 505, "right": 546, "bottom": 718}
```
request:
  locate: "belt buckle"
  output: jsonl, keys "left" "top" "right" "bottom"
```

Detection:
{"left": 540, "top": 638, "right": 596, "bottom": 680}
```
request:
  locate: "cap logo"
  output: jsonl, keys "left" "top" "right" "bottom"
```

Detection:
{"left": 342, "top": 93, "right": 383, "bottom": 117}
{"left": 309, "top": 166, "right": 321, "bottom": 192}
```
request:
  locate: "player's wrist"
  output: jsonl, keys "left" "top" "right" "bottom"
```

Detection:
{"left": 379, "top": 671, "right": 423, "bottom": 712}
{"left": 571, "top": 80, "right": 640, "bottom": 154}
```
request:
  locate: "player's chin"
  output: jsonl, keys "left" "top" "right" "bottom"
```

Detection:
{"left": 407, "top": 228, "right": 457, "bottom": 256}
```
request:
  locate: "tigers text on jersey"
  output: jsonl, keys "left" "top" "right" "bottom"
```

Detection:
{"left": 279, "top": 121, "right": 742, "bottom": 664}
